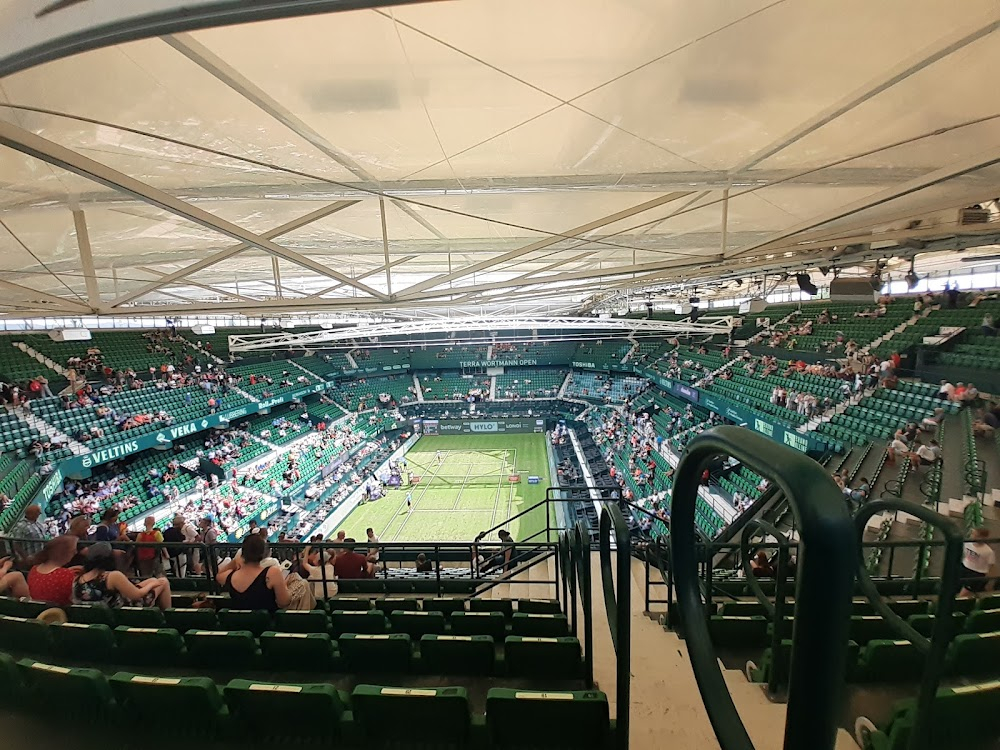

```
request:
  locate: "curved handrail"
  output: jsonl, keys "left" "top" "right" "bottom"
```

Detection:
{"left": 671, "top": 426, "right": 856, "bottom": 750}
{"left": 853, "top": 499, "right": 965, "bottom": 750}
{"left": 574, "top": 520, "right": 595, "bottom": 688}
{"left": 599, "top": 503, "right": 631, "bottom": 750}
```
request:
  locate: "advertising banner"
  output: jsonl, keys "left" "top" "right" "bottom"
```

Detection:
{"left": 59, "top": 381, "right": 339, "bottom": 477}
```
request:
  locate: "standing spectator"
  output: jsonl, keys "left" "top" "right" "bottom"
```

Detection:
{"left": 982, "top": 314, "right": 997, "bottom": 337}
{"left": 960, "top": 527, "right": 996, "bottom": 597}
{"left": 93, "top": 508, "right": 121, "bottom": 542}
{"left": 135, "top": 516, "right": 164, "bottom": 577}
{"left": 8, "top": 504, "right": 48, "bottom": 556}
{"left": 162, "top": 515, "right": 186, "bottom": 576}
{"left": 365, "top": 527, "right": 380, "bottom": 575}
{"left": 332, "top": 539, "right": 369, "bottom": 579}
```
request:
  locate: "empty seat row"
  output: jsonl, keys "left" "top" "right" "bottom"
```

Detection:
{"left": 0, "top": 653, "right": 611, "bottom": 748}
{"left": 0, "top": 616, "right": 583, "bottom": 678}
{"left": 47, "top": 604, "right": 568, "bottom": 638}
{"left": 749, "top": 631, "right": 1000, "bottom": 688}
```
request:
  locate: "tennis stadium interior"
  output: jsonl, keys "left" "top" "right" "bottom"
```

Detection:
{"left": 0, "top": 2, "right": 999, "bottom": 749}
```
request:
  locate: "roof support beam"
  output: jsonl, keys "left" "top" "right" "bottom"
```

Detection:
{"left": 730, "top": 15, "right": 1000, "bottom": 172}
{"left": 397, "top": 191, "right": 693, "bottom": 298}
{"left": 0, "top": 121, "right": 388, "bottom": 299}
{"left": 379, "top": 196, "right": 392, "bottom": 296}
{"left": 163, "top": 32, "right": 447, "bottom": 241}
{"left": 307, "top": 254, "right": 416, "bottom": 299}
{"left": 725, "top": 148, "right": 1000, "bottom": 259}
{"left": 107, "top": 199, "right": 359, "bottom": 308}
{"left": 136, "top": 267, "right": 261, "bottom": 304}
{"left": 271, "top": 257, "right": 283, "bottom": 299}
{"left": 72, "top": 209, "right": 100, "bottom": 310}
{"left": 0, "top": 277, "right": 91, "bottom": 312}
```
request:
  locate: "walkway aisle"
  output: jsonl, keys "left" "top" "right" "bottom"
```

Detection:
{"left": 585, "top": 557, "right": 857, "bottom": 750}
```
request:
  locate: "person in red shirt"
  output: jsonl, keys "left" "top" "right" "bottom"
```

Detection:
{"left": 332, "top": 539, "right": 370, "bottom": 580}
{"left": 27, "top": 535, "right": 81, "bottom": 606}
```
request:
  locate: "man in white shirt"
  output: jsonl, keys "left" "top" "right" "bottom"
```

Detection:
{"left": 915, "top": 441, "right": 940, "bottom": 467}
{"left": 937, "top": 380, "right": 955, "bottom": 400}
{"left": 960, "top": 527, "right": 996, "bottom": 596}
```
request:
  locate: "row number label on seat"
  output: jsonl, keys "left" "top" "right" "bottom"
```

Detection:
{"left": 514, "top": 691, "right": 574, "bottom": 701}
{"left": 249, "top": 684, "right": 302, "bottom": 693}
{"left": 381, "top": 688, "right": 436, "bottom": 697}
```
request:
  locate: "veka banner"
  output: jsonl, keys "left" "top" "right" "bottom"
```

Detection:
{"left": 58, "top": 381, "right": 338, "bottom": 477}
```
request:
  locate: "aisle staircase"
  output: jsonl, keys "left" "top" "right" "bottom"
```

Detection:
{"left": 14, "top": 341, "right": 66, "bottom": 376}
{"left": 859, "top": 306, "right": 933, "bottom": 355}
{"left": 178, "top": 335, "right": 226, "bottom": 365}
{"left": 413, "top": 374, "right": 425, "bottom": 402}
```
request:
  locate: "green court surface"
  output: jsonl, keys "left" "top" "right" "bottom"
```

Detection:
{"left": 332, "top": 434, "right": 551, "bottom": 543}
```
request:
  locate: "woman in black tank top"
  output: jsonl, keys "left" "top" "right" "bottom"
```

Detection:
{"left": 216, "top": 533, "right": 290, "bottom": 612}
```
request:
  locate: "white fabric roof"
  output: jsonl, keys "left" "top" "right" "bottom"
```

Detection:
{"left": 0, "top": 0, "right": 998, "bottom": 317}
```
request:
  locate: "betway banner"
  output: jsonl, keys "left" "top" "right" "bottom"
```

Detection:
{"left": 59, "top": 381, "right": 336, "bottom": 477}
{"left": 420, "top": 418, "right": 544, "bottom": 435}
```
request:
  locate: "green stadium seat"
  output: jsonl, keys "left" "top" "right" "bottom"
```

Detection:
{"left": 0, "top": 597, "right": 52, "bottom": 619}
{"left": 470, "top": 599, "right": 514, "bottom": 617}
{"left": 451, "top": 611, "right": 507, "bottom": 639}
{"left": 114, "top": 607, "right": 166, "bottom": 628}
{"left": 709, "top": 615, "right": 768, "bottom": 648}
{"left": 66, "top": 604, "right": 115, "bottom": 626}
{"left": 50, "top": 622, "right": 116, "bottom": 661}
{"left": 184, "top": 630, "right": 258, "bottom": 668}
{"left": 224, "top": 679, "right": 348, "bottom": 740}
{"left": 0, "top": 615, "right": 51, "bottom": 653}
{"left": 374, "top": 597, "right": 418, "bottom": 613}
{"left": 849, "top": 616, "right": 899, "bottom": 644}
{"left": 164, "top": 607, "right": 219, "bottom": 632}
{"left": 419, "top": 634, "right": 495, "bottom": 676}
{"left": 330, "top": 610, "right": 388, "bottom": 636}
{"left": 859, "top": 680, "right": 1000, "bottom": 750}
{"left": 719, "top": 601, "right": 768, "bottom": 617}
{"left": 218, "top": 609, "right": 271, "bottom": 636}
{"left": 17, "top": 659, "right": 115, "bottom": 720}
{"left": 486, "top": 688, "right": 610, "bottom": 749}
{"left": 965, "top": 608, "right": 1000, "bottom": 633}
{"left": 352, "top": 684, "right": 472, "bottom": 746}
{"left": 110, "top": 672, "right": 228, "bottom": 733}
{"left": 947, "top": 632, "right": 1000, "bottom": 676}
{"left": 0, "top": 651, "right": 21, "bottom": 705}
{"left": 511, "top": 613, "right": 569, "bottom": 638}
{"left": 273, "top": 609, "right": 330, "bottom": 634}
{"left": 517, "top": 598, "right": 562, "bottom": 615}
{"left": 886, "top": 600, "right": 929, "bottom": 619}
{"left": 855, "top": 640, "right": 925, "bottom": 682}
{"left": 259, "top": 631, "right": 337, "bottom": 671}
{"left": 113, "top": 626, "right": 184, "bottom": 665}
{"left": 752, "top": 640, "right": 860, "bottom": 689}
{"left": 505, "top": 636, "right": 582, "bottom": 679}
{"left": 422, "top": 598, "right": 466, "bottom": 616}
{"left": 339, "top": 633, "right": 412, "bottom": 673}
{"left": 976, "top": 594, "right": 1000, "bottom": 610}
{"left": 325, "top": 597, "right": 371, "bottom": 612}
{"left": 907, "top": 612, "right": 966, "bottom": 639}
{"left": 389, "top": 610, "right": 447, "bottom": 637}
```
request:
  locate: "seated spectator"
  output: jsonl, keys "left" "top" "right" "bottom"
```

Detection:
{"left": 72, "top": 542, "right": 172, "bottom": 609}
{"left": 26, "top": 536, "right": 81, "bottom": 606}
{"left": 0, "top": 556, "right": 29, "bottom": 598}
{"left": 915, "top": 441, "right": 941, "bottom": 468}
{"left": 298, "top": 545, "right": 337, "bottom": 598}
{"left": 750, "top": 551, "right": 775, "bottom": 578}
{"left": 415, "top": 553, "right": 434, "bottom": 573}
{"left": 215, "top": 533, "right": 290, "bottom": 612}
{"left": 960, "top": 526, "right": 996, "bottom": 597}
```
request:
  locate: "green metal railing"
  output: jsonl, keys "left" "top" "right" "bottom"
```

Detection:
{"left": 738, "top": 519, "right": 791, "bottom": 700}
{"left": 670, "top": 425, "right": 857, "bottom": 750}
{"left": 853, "top": 500, "right": 965, "bottom": 750}
{"left": 599, "top": 503, "right": 631, "bottom": 750}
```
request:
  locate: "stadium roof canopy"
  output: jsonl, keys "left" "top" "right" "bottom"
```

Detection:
{"left": 0, "top": 0, "right": 999, "bottom": 320}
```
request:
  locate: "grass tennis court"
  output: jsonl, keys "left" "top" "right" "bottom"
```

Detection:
{"left": 332, "top": 434, "right": 551, "bottom": 543}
